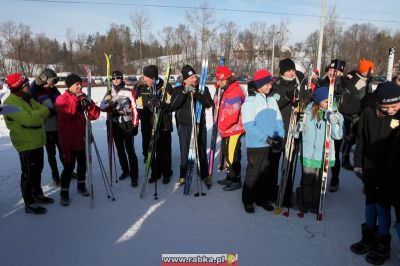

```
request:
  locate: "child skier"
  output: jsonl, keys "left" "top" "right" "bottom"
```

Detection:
{"left": 294, "top": 86, "right": 344, "bottom": 214}
{"left": 241, "top": 70, "right": 284, "bottom": 213}
{"left": 351, "top": 81, "right": 400, "bottom": 265}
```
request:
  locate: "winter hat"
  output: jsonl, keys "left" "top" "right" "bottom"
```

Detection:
{"left": 329, "top": 59, "right": 346, "bottom": 73}
{"left": 313, "top": 69, "right": 320, "bottom": 76}
{"left": 253, "top": 69, "right": 274, "bottom": 89}
{"left": 6, "top": 73, "right": 28, "bottom": 91}
{"left": 112, "top": 70, "right": 123, "bottom": 79}
{"left": 65, "top": 74, "right": 82, "bottom": 88}
{"left": 143, "top": 65, "right": 158, "bottom": 79}
{"left": 35, "top": 68, "right": 58, "bottom": 86}
{"left": 358, "top": 59, "right": 375, "bottom": 74}
{"left": 215, "top": 66, "right": 232, "bottom": 80}
{"left": 312, "top": 86, "right": 329, "bottom": 104}
{"left": 376, "top": 81, "right": 400, "bottom": 105}
{"left": 181, "top": 65, "right": 196, "bottom": 81}
{"left": 279, "top": 58, "right": 296, "bottom": 75}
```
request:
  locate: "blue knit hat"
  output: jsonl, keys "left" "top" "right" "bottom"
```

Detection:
{"left": 312, "top": 87, "right": 329, "bottom": 104}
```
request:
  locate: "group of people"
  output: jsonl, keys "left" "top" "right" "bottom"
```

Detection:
{"left": 2, "top": 55, "right": 400, "bottom": 265}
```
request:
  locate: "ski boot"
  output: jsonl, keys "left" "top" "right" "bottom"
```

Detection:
{"left": 350, "top": 223, "right": 377, "bottom": 255}
{"left": 365, "top": 234, "right": 391, "bottom": 265}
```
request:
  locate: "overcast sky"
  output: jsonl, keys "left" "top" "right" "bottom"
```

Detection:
{"left": 1, "top": 0, "right": 399, "bottom": 46}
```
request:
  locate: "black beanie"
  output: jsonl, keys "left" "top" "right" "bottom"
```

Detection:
{"left": 376, "top": 81, "right": 400, "bottom": 104}
{"left": 65, "top": 74, "right": 82, "bottom": 88}
{"left": 329, "top": 59, "right": 346, "bottom": 73}
{"left": 143, "top": 65, "right": 158, "bottom": 79}
{"left": 112, "top": 70, "right": 123, "bottom": 79}
{"left": 279, "top": 58, "right": 296, "bottom": 75}
{"left": 35, "top": 68, "right": 59, "bottom": 86}
{"left": 181, "top": 65, "right": 196, "bottom": 81}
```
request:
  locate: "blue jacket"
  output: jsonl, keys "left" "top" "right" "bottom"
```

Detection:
{"left": 242, "top": 92, "right": 284, "bottom": 148}
{"left": 295, "top": 102, "right": 344, "bottom": 168}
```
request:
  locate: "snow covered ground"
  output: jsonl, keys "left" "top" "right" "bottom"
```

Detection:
{"left": 0, "top": 86, "right": 399, "bottom": 266}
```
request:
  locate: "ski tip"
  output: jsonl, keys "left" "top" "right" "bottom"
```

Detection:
{"left": 282, "top": 211, "right": 289, "bottom": 217}
{"left": 317, "top": 214, "right": 323, "bottom": 221}
{"left": 274, "top": 208, "right": 282, "bottom": 215}
{"left": 297, "top": 212, "right": 304, "bottom": 218}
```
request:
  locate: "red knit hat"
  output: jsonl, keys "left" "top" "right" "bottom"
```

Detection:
{"left": 253, "top": 69, "right": 274, "bottom": 89}
{"left": 6, "top": 73, "right": 27, "bottom": 91}
{"left": 215, "top": 66, "right": 232, "bottom": 81}
{"left": 358, "top": 59, "right": 374, "bottom": 74}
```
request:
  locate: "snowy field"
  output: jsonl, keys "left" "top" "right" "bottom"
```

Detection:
{"left": 0, "top": 86, "right": 399, "bottom": 266}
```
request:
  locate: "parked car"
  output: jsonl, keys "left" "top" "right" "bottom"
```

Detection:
{"left": 168, "top": 76, "right": 176, "bottom": 85}
{"left": 82, "top": 78, "right": 94, "bottom": 87}
{"left": 236, "top": 75, "right": 249, "bottom": 84}
{"left": 125, "top": 76, "right": 138, "bottom": 86}
{"left": 93, "top": 77, "right": 104, "bottom": 85}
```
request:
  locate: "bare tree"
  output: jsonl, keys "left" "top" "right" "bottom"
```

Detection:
{"left": 175, "top": 24, "right": 192, "bottom": 64}
{"left": 185, "top": 0, "right": 215, "bottom": 65}
{"left": 219, "top": 21, "right": 238, "bottom": 65}
{"left": 130, "top": 9, "right": 150, "bottom": 70}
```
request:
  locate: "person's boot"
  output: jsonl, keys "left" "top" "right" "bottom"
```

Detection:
{"left": 77, "top": 182, "right": 90, "bottom": 197}
{"left": 118, "top": 172, "right": 129, "bottom": 181}
{"left": 131, "top": 178, "right": 138, "bottom": 188}
{"left": 329, "top": 177, "right": 339, "bottom": 192}
{"left": 244, "top": 204, "right": 255, "bottom": 213}
{"left": 25, "top": 203, "right": 47, "bottom": 214}
{"left": 33, "top": 194, "right": 55, "bottom": 204}
{"left": 365, "top": 234, "right": 391, "bottom": 265}
{"left": 223, "top": 180, "right": 242, "bottom": 191}
{"left": 350, "top": 223, "right": 378, "bottom": 255}
{"left": 342, "top": 154, "right": 354, "bottom": 170}
{"left": 217, "top": 177, "right": 232, "bottom": 186}
{"left": 60, "top": 190, "right": 70, "bottom": 206}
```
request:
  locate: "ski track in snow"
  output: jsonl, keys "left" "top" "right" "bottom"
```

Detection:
{"left": 0, "top": 86, "right": 399, "bottom": 266}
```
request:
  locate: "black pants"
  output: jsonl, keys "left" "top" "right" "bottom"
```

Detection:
{"left": 140, "top": 114, "right": 152, "bottom": 160}
{"left": 221, "top": 134, "right": 243, "bottom": 182}
{"left": 298, "top": 167, "right": 321, "bottom": 209}
{"left": 113, "top": 121, "right": 138, "bottom": 180}
{"left": 19, "top": 148, "right": 44, "bottom": 205}
{"left": 331, "top": 138, "right": 343, "bottom": 182}
{"left": 60, "top": 150, "right": 86, "bottom": 192}
{"left": 178, "top": 124, "right": 208, "bottom": 179}
{"left": 242, "top": 147, "right": 275, "bottom": 205}
{"left": 45, "top": 131, "right": 64, "bottom": 179}
{"left": 151, "top": 130, "right": 172, "bottom": 180}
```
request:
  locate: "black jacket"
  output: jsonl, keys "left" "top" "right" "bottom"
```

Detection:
{"left": 354, "top": 105, "right": 400, "bottom": 171}
{"left": 136, "top": 78, "right": 173, "bottom": 132}
{"left": 170, "top": 84, "right": 213, "bottom": 127}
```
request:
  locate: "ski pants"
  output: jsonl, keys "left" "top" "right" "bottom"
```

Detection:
{"left": 221, "top": 133, "right": 243, "bottom": 182}
{"left": 331, "top": 138, "right": 343, "bottom": 182}
{"left": 19, "top": 148, "right": 44, "bottom": 205}
{"left": 178, "top": 123, "right": 208, "bottom": 179}
{"left": 113, "top": 121, "right": 138, "bottom": 180}
{"left": 45, "top": 131, "right": 64, "bottom": 179}
{"left": 151, "top": 129, "right": 172, "bottom": 180}
{"left": 140, "top": 112, "right": 152, "bottom": 160}
{"left": 242, "top": 147, "right": 275, "bottom": 205}
{"left": 363, "top": 169, "right": 390, "bottom": 208}
{"left": 60, "top": 150, "right": 86, "bottom": 192}
{"left": 298, "top": 167, "right": 321, "bottom": 209}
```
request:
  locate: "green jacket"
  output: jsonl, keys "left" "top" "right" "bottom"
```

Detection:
{"left": 4, "top": 93, "right": 49, "bottom": 152}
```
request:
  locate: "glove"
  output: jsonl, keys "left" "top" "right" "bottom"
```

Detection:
{"left": 103, "top": 94, "right": 112, "bottom": 103}
{"left": 354, "top": 167, "right": 362, "bottom": 180}
{"left": 266, "top": 136, "right": 284, "bottom": 153}
{"left": 183, "top": 84, "right": 197, "bottom": 94}
{"left": 132, "top": 126, "right": 138, "bottom": 136}
{"left": 76, "top": 92, "right": 90, "bottom": 112}
{"left": 325, "top": 111, "right": 340, "bottom": 124}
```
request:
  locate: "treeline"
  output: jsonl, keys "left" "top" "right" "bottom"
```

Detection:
{"left": 0, "top": 3, "right": 398, "bottom": 77}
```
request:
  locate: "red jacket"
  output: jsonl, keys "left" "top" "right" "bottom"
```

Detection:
{"left": 55, "top": 90, "right": 100, "bottom": 162}
{"left": 218, "top": 80, "right": 246, "bottom": 137}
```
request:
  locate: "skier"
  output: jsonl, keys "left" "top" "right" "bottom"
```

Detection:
{"left": 340, "top": 59, "right": 375, "bottom": 171}
{"left": 55, "top": 74, "right": 100, "bottom": 206}
{"left": 241, "top": 70, "right": 284, "bottom": 213}
{"left": 351, "top": 82, "right": 400, "bottom": 265}
{"left": 272, "top": 58, "right": 310, "bottom": 206}
{"left": 293, "top": 86, "right": 344, "bottom": 214}
{"left": 170, "top": 65, "right": 213, "bottom": 187}
{"left": 30, "top": 68, "right": 64, "bottom": 186}
{"left": 141, "top": 65, "right": 174, "bottom": 184}
{"left": 215, "top": 66, "right": 246, "bottom": 191}
{"left": 319, "top": 59, "right": 361, "bottom": 192}
{"left": 100, "top": 70, "right": 140, "bottom": 187}
{"left": 4, "top": 73, "right": 53, "bottom": 214}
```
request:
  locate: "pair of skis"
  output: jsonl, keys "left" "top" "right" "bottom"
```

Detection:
{"left": 183, "top": 59, "right": 208, "bottom": 196}
{"left": 140, "top": 64, "right": 171, "bottom": 199}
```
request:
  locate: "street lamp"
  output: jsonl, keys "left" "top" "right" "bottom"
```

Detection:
{"left": 271, "top": 31, "right": 280, "bottom": 76}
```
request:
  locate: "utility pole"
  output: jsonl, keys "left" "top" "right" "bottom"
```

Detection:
{"left": 316, "top": 0, "right": 326, "bottom": 73}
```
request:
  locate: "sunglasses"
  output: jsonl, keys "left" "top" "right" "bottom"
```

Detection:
{"left": 112, "top": 76, "right": 123, "bottom": 80}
